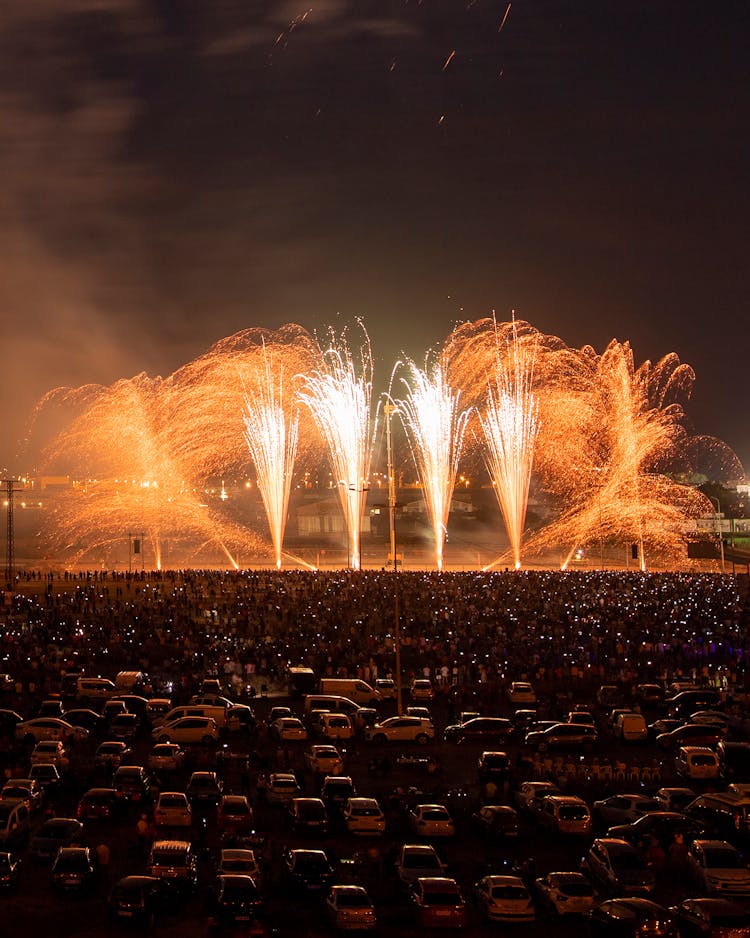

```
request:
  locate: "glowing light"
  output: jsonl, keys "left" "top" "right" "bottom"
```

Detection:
{"left": 242, "top": 345, "right": 299, "bottom": 570}
{"left": 478, "top": 319, "right": 540, "bottom": 570}
{"left": 392, "top": 357, "right": 470, "bottom": 571}
{"left": 297, "top": 324, "right": 377, "bottom": 570}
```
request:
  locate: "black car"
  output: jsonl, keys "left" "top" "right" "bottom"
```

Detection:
{"left": 587, "top": 898, "right": 677, "bottom": 936}
{"left": 477, "top": 751, "right": 512, "bottom": 782}
{"left": 51, "top": 846, "right": 97, "bottom": 891}
{"left": 186, "top": 771, "right": 223, "bottom": 808}
{"left": 108, "top": 875, "right": 179, "bottom": 925}
{"left": 444, "top": 717, "right": 514, "bottom": 745}
{"left": 112, "top": 765, "right": 152, "bottom": 803}
{"left": 525, "top": 722, "right": 598, "bottom": 753}
{"left": 283, "top": 848, "right": 335, "bottom": 893}
{"left": 207, "top": 874, "right": 264, "bottom": 925}
{"left": 62, "top": 709, "right": 105, "bottom": 736}
{"left": 288, "top": 798, "right": 329, "bottom": 835}
{"left": 607, "top": 812, "right": 710, "bottom": 850}
{"left": 0, "top": 851, "right": 21, "bottom": 889}
{"left": 30, "top": 818, "right": 84, "bottom": 861}
{"left": 471, "top": 804, "right": 521, "bottom": 838}
{"left": 670, "top": 897, "right": 750, "bottom": 937}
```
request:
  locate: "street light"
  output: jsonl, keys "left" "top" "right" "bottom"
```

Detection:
{"left": 708, "top": 495, "right": 726, "bottom": 574}
{"left": 384, "top": 403, "right": 403, "bottom": 716}
{"left": 337, "top": 480, "right": 370, "bottom": 568}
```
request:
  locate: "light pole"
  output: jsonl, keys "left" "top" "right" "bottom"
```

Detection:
{"left": 708, "top": 495, "right": 726, "bottom": 574}
{"left": 384, "top": 403, "right": 403, "bottom": 716}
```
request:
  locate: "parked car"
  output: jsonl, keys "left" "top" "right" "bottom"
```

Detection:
{"left": 108, "top": 875, "right": 179, "bottom": 926}
{"left": 282, "top": 847, "right": 334, "bottom": 893}
{"left": 607, "top": 813, "right": 710, "bottom": 850}
{"left": 147, "top": 839, "right": 198, "bottom": 888}
{"left": 112, "top": 765, "right": 152, "bottom": 803}
{"left": 583, "top": 838, "right": 655, "bottom": 895}
{"left": 409, "top": 876, "right": 467, "bottom": 928}
{"left": 320, "top": 776, "right": 356, "bottom": 810}
{"left": 474, "top": 874, "right": 535, "bottom": 922}
{"left": 262, "top": 773, "right": 301, "bottom": 805}
{"left": 410, "top": 679, "right": 434, "bottom": 701}
{"left": 686, "top": 839, "right": 750, "bottom": 896}
{"left": 507, "top": 682, "right": 537, "bottom": 705}
{"left": 27, "top": 763, "right": 62, "bottom": 793}
{"left": 217, "top": 848, "right": 261, "bottom": 881}
{"left": 395, "top": 843, "right": 446, "bottom": 886}
{"left": 587, "top": 898, "right": 677, "bottom": 936}
{"left": 670, "top": 897, "right": 750, "bottom": 938}
{"left": 409, "top": 804, "right": 456, "bottom": 839}
{"left": 153, "top": 716, "right": 220, "bottom": 745}
{"left": 270, "top": 717, "right": 308, "bottom": 741}
{"left": 207, "top": 874, "right": 263, "bottom": 926}
{"left": 186, "top": 770, "right": 223, "bottom": 808}
{"left": 525, "top": 722, "right": 598, "bottom": 752}
{"left": 514, "top": 781, "right": 561, "bottom": 816}
{"left": 62, "top": 708, "right": 104, "bottom": 736}
{"left": 1, "top": 778, "right": 44, "bottom": 814}
{"left": 94, "top": 740, "right": 133, "bottom": 770}
{"left": 30, "top": 817, "right": 84, "bottom": 861}
{"left": 593, "top": 794, "right": 663, "bottom": 826}
{"left": 534, "top": 871, "right": 599, "bottom": 917}
{"left": 365, "top": 716, "right": 434, "bottom": 745}
{"left": 304, "top": 744, "right": 344, "bottom": 776}
{"left": 343, "top": 797, "right": 386, "bottom": 836}
{"left": 0, "top": 800, "right": 30, "bottom": 851}
{"left": 471, "top": 804, "right": 521, "bottom": 838}
{"left": 289, "top": 797, "right": 328, "bottom": 835}
{"left": 147, "top": 743, "right": 186, "bottom": 773}
{"left": 51, "top": 846, "right": 97, "bottom": 892}
{"left": 154, "top": 791, "right": 192, "bottom": 828}
{"left": 657, "top": 724, "right": 724, "bottom": 751}
{"left": 325, "top": 884, "right": 377, "bottom": 930}
{"left": 217, "top": 795, "right": 254, "bottom": 834}
{"left": 30, "top": 740, "right": 70, "bottom": 770}
{"left": 0, "top": 850, "right": 21, "bottom": 889}
{"left": 76, "top": 787, "right": 118, "bottom": 822}
{"left": 444, "top": 717, "right": 513, "bottom": 745}
{"left": 15, "top": 717, "right": 88, "bottom": 746}
{"left": 675, "top": 746, "right": 721, "bottom": 781}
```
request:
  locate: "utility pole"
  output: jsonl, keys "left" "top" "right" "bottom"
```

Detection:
{"left": 384, "top": 404, "right": 403, "bottom": 715}
{"left": 3, "top": 479, "right": 20, "bottom": 583}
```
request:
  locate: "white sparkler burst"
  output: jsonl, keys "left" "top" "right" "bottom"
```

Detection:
{"left": 394, "top": 358, "right": 471, "bottom": 571}
{"left": 480, "top": 321, "right": 540, "bottom": 570}
{"left": 296, "top": 327, "right": 377, "bottom": 570}
{"left": 242, "top": 346, "right": 299, "bottom": 569}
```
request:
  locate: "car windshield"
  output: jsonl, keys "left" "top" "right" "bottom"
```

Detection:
{"left": 160, "top": 795, "right": 186, "bottom": 807}
{"left": 223, "top": 801, "right": 249, "bottom": 815}
{"left": 298, "top": 802, "right": 325, "bottom": 819}
{"left": 222, "top": 860, "right": 255, "bottom": 873}
{"left": 152, "top": 850, "right": 187, "bottom": 867}
{"left": 354, "top": 807, "right": 381, "bottom": 817}
{"left": 294, "top": 855, "right": 329, "bottom": 873}
{"left": 404, "top": 854, "right": 441, "bottom": 871}
{"left": 422, "top": 810, "right": 449, "bottom": 821}
{"left": 0, "top": 805, "right": 12, "bottom": 823}
{"left": 559, "top": 881, "right": 594, "bottom": 897}
{"left": 704, "top": 849, "right": 744, "bottom": 868}
{"left": 57, "top": 853, "right": 90, "bottom": 871}
{"left": 612, "top": 852, "right": 646, "bottom": 871}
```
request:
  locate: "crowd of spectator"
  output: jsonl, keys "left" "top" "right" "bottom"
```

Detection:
{"left": 1, "top": 568, "right": 748, "bottom": 712}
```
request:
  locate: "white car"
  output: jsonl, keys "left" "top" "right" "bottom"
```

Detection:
{"left": 343, "top": 798, "right": 386, "bottom": 836}
{"left": 410, "top": 679, "right": 434, "bottom": 701}
{"left": 154, "top": 791, "right": 192, "bottom": 828}
{"left": 305, "top": 744, "right": 345, "bottom": 775}
{"left": 475, "top": 875, "right": 535, "bottom": 923}
{"left": 534, "top": 871, "right": 598, "bottom": 917}
{"left": 365, "top": 717, "right": 434, "bottom": 745}
{"left": 507, "top": 682, "right": 536, "bottom": 705}
{"left": 395, "top": 844, "right": 446, "bottom": 886}
{"left": 513, "top": 781, "right": 560, "bottom": 815}
{"left": 271, "top": 717, "right": 308, "bottom": 741}
{"left": 263, "top": 772, "right": 301, "bottom": 805}
{"left": 593, "top": 794, "right": 663, "bottom": 826}
{"left": 15, "top": 718, "right": 88, "bottom": 746}
{"left": 687, "top": 840, "right": 750, "bottom": 896}
{"left": 29, "top": 740, "right": 70, "bottom": 770}
{"left": 147, "top": 743, "right": 186, "bottom": 772}
{"left": 409, "top": 804, "right": 456, "bottom": 838}
{"left": 152, "top": 716, "right": 219, "bottom": 745}
{"left": 217, "top": 848, "right": 261, "bottom": 882}
{"left": 325, "top": 884, "right": 376, "bottom": 930}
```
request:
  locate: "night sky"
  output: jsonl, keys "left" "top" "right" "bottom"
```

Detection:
{"left": 2, "top": 1, "right": 748, "bottom": 472}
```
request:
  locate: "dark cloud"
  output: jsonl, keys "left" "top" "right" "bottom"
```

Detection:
{"left": 2, "top": 0, "right": 749, "bottom": 471}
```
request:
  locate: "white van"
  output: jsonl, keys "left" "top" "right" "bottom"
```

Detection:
{"left": 319, "top": 679, "right": 382, "bottom": 706}
{"left": 675, "top": 746, "right": 721, "bottom": 780}
{"left": 614, "top": 712, "right": 648, "bottom": 742}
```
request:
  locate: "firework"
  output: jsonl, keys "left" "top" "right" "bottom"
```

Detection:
{"left": 477, "top": 320, "right": 540, "bottom": 570}
{"left": 242, "top": 344, "right": 299, "bottom": 569}
{"left": 392, "top": 357, "right": 471, "bottom": 571}
{"left": 296, "top": 325, "right": 377, "bottom": 570}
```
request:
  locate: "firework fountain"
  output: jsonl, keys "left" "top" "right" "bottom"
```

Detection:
{"left": 478, "top": 320, "right": 540, "bottom": 570}
{"left": 242, "top": 345, "right": 299, "bottom": 569}
{"left": 392, "top": 357, "right": 471, "bottom": 571}
{"left": 296, "top": 326, "right": 377, "bottom": 570}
